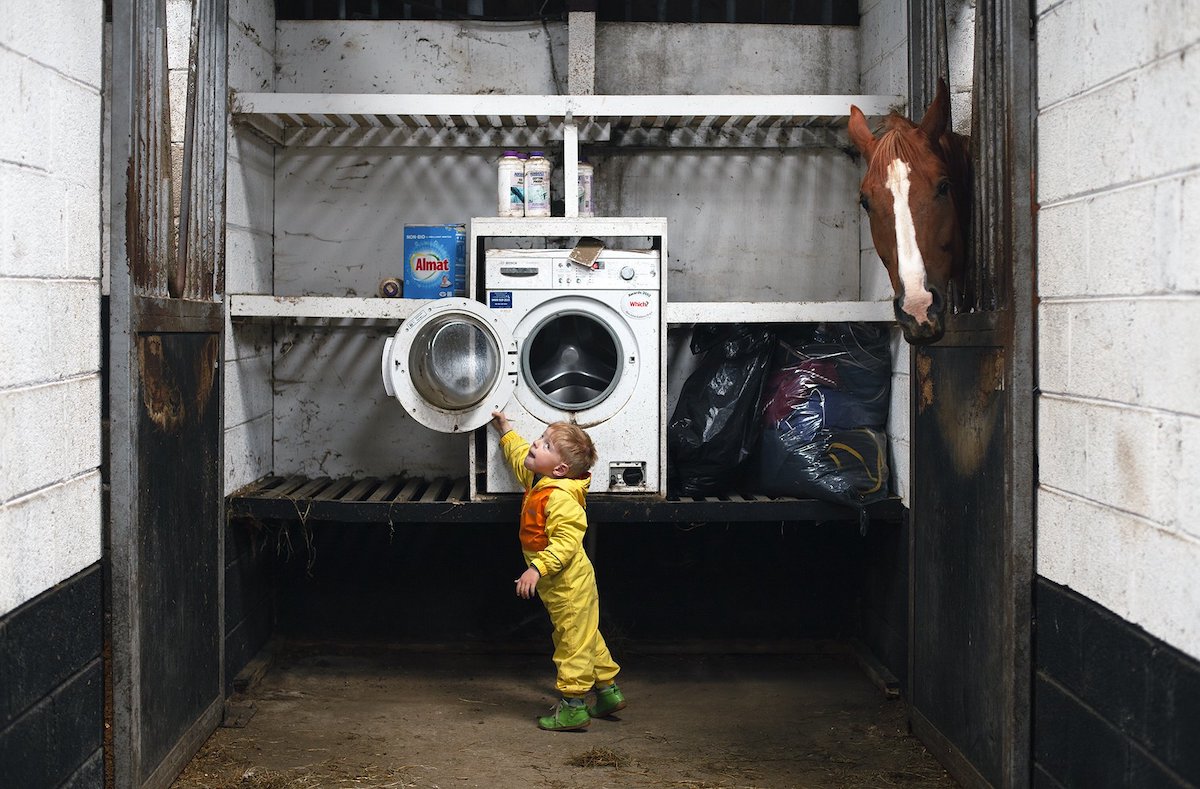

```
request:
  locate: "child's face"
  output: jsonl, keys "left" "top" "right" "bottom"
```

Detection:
{"left": 524, "top": 429, "right": 569, "bottom": 478}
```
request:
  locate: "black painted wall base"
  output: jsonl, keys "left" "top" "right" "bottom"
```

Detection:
{"left": 225, "top": 522, "right": 276, "bottom": 696}
{"left": 1035, "top": 577, "right": 1200, "bottom": 788}
{"left": 858, "top": 518, "right": 908, "bottom": 692}
{"left": 0, "top": 565, "right": 104, "bottom": 789}
{"left": 252, "top": 518, "right": 894, "bottom": 647}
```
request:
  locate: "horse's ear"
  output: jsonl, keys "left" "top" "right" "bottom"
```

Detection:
{"left": 848, "top": 105, "right": 876, "bottom": 159}
{"left": 917, "top": 77, "right": 950, "bottom": 141}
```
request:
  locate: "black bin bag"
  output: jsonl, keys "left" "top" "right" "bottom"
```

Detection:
{"left": 667, "top": 324, "right": 776, "bottom": 496}
{"left": 754, "top": 323, "right": 892, "bottom": 508}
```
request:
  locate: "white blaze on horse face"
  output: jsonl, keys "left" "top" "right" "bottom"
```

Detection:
{"left": 885, "top": 158, "right": 934, "bottom": 325}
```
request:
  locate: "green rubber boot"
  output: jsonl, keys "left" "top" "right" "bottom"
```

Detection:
{"left": 537, "top": 698, "right": 591, "bottom": 732}
{"left": 587, "top": 683, "right": 627, "bottom": 718}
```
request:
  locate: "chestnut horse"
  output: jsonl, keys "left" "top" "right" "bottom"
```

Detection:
{"left": 849, "top": 79, "right": 971, "bottom": 344}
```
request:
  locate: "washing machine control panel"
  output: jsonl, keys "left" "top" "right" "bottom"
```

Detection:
{"left": 550, "top": 256, "right": 660, "bottom": 290}
{"left": 485, "top": 250, "right": 660, "bottom": 291}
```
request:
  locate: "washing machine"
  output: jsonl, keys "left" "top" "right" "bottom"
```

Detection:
{"left": 381, "top": 247, "right": 665, "bottom": 496}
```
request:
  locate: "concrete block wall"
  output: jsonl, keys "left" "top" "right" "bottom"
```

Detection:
{"left": 1035, "top": 0, "right": 1200, "bottom": 661}
{"left": 224, "top": 0, "right": 276, "bottom": 495}
{"left": 0, "top": 2, "right": 104, "bottom": 616}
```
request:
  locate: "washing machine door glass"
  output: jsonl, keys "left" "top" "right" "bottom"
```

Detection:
{"left": 410, "top": 318, "right": 499, "bottom": 408}
{"left": 382, "top": 298, "right": 517, "bottom": 433}
{"left": 522, "top": 311, "right": 621, "bottom": 410}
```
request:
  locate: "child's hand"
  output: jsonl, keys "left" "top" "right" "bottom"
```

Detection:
{"left": 490, "top": 410, "right": 511, "bottom": 435}
{"left": 514, "top": 566, "right": 540, "bottom": 599}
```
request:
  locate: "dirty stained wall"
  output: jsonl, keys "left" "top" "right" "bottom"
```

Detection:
{"left": 223, "top": 0, "right": 277, "bottom": 495}
{"left": 858, "top": 0, "right": 911, "bottom": 503}
{"left": 257, "top": 16, "right": 910, "bottom": 485}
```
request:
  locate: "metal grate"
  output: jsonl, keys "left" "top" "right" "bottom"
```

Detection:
{"left": 227, "top": 474, "right": 906, "bottom": 524}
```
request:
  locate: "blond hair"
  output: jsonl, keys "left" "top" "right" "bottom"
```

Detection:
{"left": 545, "top": 422, "right": 598, "bottom": 478}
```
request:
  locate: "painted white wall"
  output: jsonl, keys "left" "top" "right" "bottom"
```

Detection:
{"left": 595, "top": 22, "right": 865, "bottom": 304}
{"left": 224, "top": 0, "right": 277, "bottom": 495}
{"left": 1035, "top": 0, "right": 1200, "bottom": 659}
{"left": 860, "top": 0, "right": 911, "bottom": 504}
{"left": 275, "top": 19, "right": 567, "bottom": 94}
{"left": 269, "top": 20, "right": 564, "bottom": 478}
{"left": 595, "top": 22, "right": 858, "bottom": 94}
{"left": 0, "top": 2, "right": 104, "bottom": 615}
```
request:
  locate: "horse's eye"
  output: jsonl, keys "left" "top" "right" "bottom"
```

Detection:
{"left": 859, "top": 195, "right": 870, "bottom": 211}
{"left": 936, "top": 178, "right": 952, "bottom": 197}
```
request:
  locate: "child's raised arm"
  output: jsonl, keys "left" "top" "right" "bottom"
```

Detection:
{"left": 490, "top": 410, "right": 512, "bottom": 435}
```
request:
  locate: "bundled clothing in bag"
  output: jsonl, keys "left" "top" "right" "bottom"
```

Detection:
{"left": 667, "top": 324, "right": 776, "bottom": 496}
{"left": 754, "top": 323, "right": 892, "bottom": 508}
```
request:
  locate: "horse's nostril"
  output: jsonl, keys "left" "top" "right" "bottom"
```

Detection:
{"left": 929, "top": 288, "right": 945, "bottom": 314}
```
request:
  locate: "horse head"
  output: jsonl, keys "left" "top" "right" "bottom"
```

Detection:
{"left": 849, "top": 79, "right": 971, "bottom": 345}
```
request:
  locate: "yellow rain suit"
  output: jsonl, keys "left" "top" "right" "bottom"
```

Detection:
{"left": 500, "top": 430, "right": 620, "bottom": 697}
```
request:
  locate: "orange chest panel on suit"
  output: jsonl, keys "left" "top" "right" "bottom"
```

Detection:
{"left": 520, "top": 487, "right": 552, "bottom": 552}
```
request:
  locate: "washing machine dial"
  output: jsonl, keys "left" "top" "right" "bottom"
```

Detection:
{"left": 620, "top": 266, "right": 635, "bottom": 281}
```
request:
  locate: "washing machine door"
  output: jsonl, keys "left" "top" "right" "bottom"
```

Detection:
{"left": 514, "top": 295, "right": 642, "bottom": 427}
{"left": 382, "top": 298, "right": 517, "bottom": 433}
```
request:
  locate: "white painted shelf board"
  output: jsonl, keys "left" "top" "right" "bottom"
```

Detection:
{"left": 229, "top": 294, "right": 427, "bottom": 320}
{"left": 667, "top": 301, "right": 894, "bottom": 324}
{"left": 470, "top": 216, "right": 668, "bottom": 238}
{"left": 230, "top": 294, "right": 894, "bottom": 324}
{"left": 231, "top": 92, "right": 905, "bottom": 147}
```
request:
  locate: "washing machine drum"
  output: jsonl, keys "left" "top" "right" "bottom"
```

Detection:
{"left": 382, "top": 298, "right": 516, "bottom": 433}
{"left": 511, "top": 295, "right": 643, "bottom": 427}
{"left": 522, "top": 312, "right": 621, "bottom": 410}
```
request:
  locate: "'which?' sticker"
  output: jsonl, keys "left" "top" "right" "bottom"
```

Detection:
{"left": 489, "top": 291, "right": 513, "bottom": 309}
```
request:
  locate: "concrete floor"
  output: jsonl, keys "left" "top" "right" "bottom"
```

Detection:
{"left": 173, "top": 645, "right": 958, "bottom": 789}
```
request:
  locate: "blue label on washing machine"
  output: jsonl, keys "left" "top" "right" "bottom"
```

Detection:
{"left": 489, "top": 291, "right": 513, "bottom": 309}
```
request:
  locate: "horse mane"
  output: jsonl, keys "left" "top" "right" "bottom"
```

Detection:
{"left": 869, "top": 112, "right": 972, "bottom": 205}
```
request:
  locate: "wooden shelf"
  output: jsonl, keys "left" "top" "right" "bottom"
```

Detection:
{"left": 227, "top": 474, "right": 906, "bottom": 525}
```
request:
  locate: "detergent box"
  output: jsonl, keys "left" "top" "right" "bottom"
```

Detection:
{"left": 403, "top": 224, "right": 466, "bottom": 298}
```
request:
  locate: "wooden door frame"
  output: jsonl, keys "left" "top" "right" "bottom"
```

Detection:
{"left": 906, "top": 1, "right": 1036, "bottom": 787}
